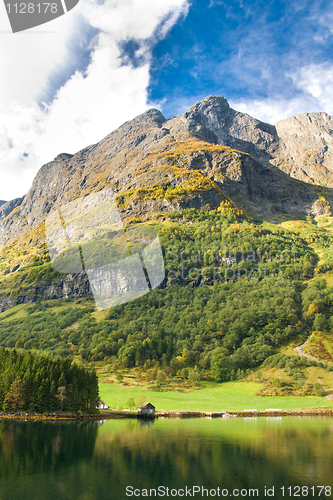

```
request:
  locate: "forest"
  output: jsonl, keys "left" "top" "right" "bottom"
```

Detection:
{"left": 0, "top": 348, "right": 99, "bottom": 412}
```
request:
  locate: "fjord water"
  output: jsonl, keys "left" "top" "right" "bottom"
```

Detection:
{"left": 0, "top": 418, "right": 332, "bottom": 500}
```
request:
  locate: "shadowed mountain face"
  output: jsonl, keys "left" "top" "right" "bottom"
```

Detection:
{"left": 1, "top": 96, "right": 333, "bottom": 246}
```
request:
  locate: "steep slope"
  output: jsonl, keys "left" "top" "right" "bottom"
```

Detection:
{"left": 1, "top": 214, "right": 333, "bottom": 390}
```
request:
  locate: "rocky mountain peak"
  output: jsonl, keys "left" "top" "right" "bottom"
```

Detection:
{"left": 176, "top": 95, "right": 278, "bottom": 165}
{"left": 130, "top": 108, "right": 166, "bottom": 126}
{"left": 54, "top": 153, "right": 74, "bottom": 162}
{"left": 186, "top": 95, "right": 230, "bottom": 125}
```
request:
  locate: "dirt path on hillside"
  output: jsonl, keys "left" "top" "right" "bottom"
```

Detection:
{"left": 294, "top": 334, "right": 321, "bottom": 362}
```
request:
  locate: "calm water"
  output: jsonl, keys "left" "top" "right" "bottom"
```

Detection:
{"left": 0, "top": 417, "right": 332, "bottom": 500}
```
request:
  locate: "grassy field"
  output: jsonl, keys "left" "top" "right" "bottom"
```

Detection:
{"left": 99, "top": 380, "right": 333, "bottom": 412}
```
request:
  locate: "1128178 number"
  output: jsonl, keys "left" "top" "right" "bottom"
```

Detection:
{"left": 281, "top": 486, "right": 331, "bottom": 497}
{"left": 5, "top": 3, "right": 58, "bottom": 13}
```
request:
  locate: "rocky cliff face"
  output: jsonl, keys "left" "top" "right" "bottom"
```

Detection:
{"left": 274, "top": 112, "right": 333, "bottom": 185}
{"left": 0, "top": 272, "right": 90, "bottom": 313}
{"left": 1, "top": 95, "right": 333, "bottom": 246}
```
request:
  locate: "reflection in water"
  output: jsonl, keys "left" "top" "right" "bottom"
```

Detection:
{"left": 138, "top": 418, "right": 155, "bottom": 427}
{"left": 0, "top": 420, "right": 99, "bottom": 499}
{"left": 0, "top": 420, "right": 98, "bottom": 469}
{"left": 0, "top": 418, "right": 332, "bottom": 500}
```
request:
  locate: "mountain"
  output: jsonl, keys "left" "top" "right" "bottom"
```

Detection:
{"left": 0, "top": 95, "right": 333, "bottom": 306}
{"left": 1, "top": 96, "right": 333, "bottom": 247}
{"left": 1, "top": 96, "right": 333, "bottom": 388}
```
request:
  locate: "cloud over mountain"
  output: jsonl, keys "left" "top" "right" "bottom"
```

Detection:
{"left": 0, "top": 0, "right": 189, "bottom": 200}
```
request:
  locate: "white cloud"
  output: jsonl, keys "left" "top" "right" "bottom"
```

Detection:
{"left": 0, "top": 0, "right": 189, "bottom": 201}
{"left": 0, "top": 1, "right": 80, "bottom": 105}
{"left": 288, "top": 63, "right": 333, "bottom": 115}
{"left": 84, "top": 0, "right": 189, "bottom": 41}
{"left": 229, "top": 63, "right": 333, "bottom": 126}
{"left": 229, "top": 97, "right": 314, "bottom": 125}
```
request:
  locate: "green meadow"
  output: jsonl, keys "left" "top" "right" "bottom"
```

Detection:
{"left": 99, "top": 380, "right": 333, "bottom": 412}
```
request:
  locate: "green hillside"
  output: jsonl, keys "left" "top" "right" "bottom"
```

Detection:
{"left": 1, "top": 210, "right": 333, "bottom": 402}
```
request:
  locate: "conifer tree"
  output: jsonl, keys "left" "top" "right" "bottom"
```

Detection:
{"left": 3, "top": 377, "right": 23, "bottom": 411}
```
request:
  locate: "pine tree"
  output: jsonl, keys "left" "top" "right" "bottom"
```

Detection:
{"left": 56, "top": 387, "right": 67, "bottom": 410}
{"left": 3, "top": 377, "right": 23, "bottom": 411}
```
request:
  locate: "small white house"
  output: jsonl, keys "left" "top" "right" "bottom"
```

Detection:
{"left": 138, "top": 402, "right": 155, "bottom": 414}
{"left": 97, "top": 399, "right": 109, "bottom": 410}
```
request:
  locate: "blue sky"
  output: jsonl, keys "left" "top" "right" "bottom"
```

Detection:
{"left": 1, "top": 0, "right": 333, "bottom": 200}
{"left": 148, "top": 0, "right": 333, "bottom": 118}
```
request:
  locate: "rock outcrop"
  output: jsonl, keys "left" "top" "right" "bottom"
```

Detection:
{"left": 0, "top": 272, "right": 90, "bottom": 313}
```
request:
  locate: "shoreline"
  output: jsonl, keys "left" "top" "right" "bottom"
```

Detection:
{"left": 0, "top": 408, "right": 333, "bottom": 421}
